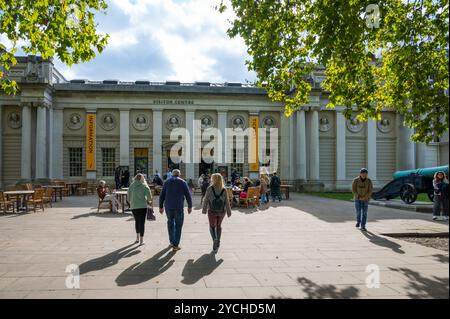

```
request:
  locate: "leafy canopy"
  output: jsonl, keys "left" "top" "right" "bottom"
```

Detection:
{"left": 218, "top": 0, "right": 449, "bottom": 143}
{"left": 1, "top": 0, "right": 109, "bottom": 94}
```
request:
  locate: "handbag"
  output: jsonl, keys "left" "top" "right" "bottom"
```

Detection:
{"left": 146, "top": 207, "right": 156, "bottom": 221}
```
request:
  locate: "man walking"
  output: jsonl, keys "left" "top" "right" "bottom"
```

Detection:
{"left": 352, "top": 168, "right": 373, "bottom": 231}
{"left": 159, "top": 169, "right": 193, "bottom": 252}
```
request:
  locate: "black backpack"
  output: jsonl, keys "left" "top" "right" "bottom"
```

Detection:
{"left": 210, "top": 187, "right": 226, "bottom": 212}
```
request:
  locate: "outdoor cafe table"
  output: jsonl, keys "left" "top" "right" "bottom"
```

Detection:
{"left": 114, "top": 190, "right": 129, "bottom": 213}
{"left": 42, "top": 185, "right": 64, "bottom": 202}
{"left": 65, "top": 182, "right": 81, "bottom": 195}
{"left": 3, "top": 190, "right": 35, "bottom": 212}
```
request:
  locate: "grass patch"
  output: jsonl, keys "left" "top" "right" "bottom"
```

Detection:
{"left": 305, "top": 192, "right": 432, "bottom": 203}
{"left": 305, "top": 192, "right": 353, "bottom": 201}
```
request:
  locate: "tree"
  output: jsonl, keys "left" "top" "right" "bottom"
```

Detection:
{"left": 1, "top": 0, "right": 109, "bottom": 94}
{"left": 218, "top": 0, "right": 449, "bottom": 143}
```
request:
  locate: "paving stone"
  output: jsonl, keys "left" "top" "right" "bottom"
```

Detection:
{"left": 0, "top": 194, "right": 447, "bottom": 299}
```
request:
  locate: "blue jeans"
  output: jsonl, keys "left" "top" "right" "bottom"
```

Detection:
{"left": 260, "top": 193, "right": 269, "bottom": 204}
{"left": 166, "top": 209, "right": 184, "bottom": 246}
{"left": 355, "top": 200, "right": 369, "bottom": 227}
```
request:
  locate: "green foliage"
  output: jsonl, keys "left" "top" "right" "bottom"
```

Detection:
{"left": 219, "top": 0, "right": 449, "bottom": 142}
{"left": 0, "top": 0, "right": 109, "bottom": 94}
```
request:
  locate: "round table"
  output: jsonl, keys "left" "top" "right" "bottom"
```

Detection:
{"left": 4, "top": 190, "right": 35, "bottom": 212}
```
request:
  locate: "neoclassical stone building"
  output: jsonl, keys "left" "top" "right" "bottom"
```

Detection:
{"left": 1, "top": 56, "right": 448, "bottom": 190}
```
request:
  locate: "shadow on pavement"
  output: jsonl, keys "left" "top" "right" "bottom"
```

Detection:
{"left": 71, "top": 211, "right": 132, "bottom": 219}
{"left": 389, "top": 267, "right": 449, "bottom": 298}
{"left": 432, "top": 254, "right": 449, "bottom": 264}
{"left": 361, "top": 231, "right": 405, "bottom": 254}
{"left": 115, "top": 247, "right": 176, "bottom": 287}
{"left": 181, "top": 252, "right": 224, "bottom": 285}
{"left": 79, "top": 244, "right": 139, "bottom": 275}
{"left": 271, "top": 277, "right": 360, "bottom": 299}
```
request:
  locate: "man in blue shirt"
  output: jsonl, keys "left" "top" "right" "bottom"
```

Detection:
{"left": 159, "top": 169, "right": 193, "bottom": 252}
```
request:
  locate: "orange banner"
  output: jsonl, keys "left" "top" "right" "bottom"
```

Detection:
{"left": 86, "top": 113, "right": 96, "bottom": 171}
{"left": 249, "top": 116, "right": 259, "bottom": 172}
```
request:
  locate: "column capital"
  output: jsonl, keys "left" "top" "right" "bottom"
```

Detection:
{"left": 20, "top": 101, "right": 51, "bottom": 108}
{"left": 309, "top": 106, "right": 321, "bottom": 112}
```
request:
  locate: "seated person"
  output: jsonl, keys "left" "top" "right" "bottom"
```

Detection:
{"left": 97, "top": 180, "right": 120, "bottom": 213}
{"left": 233, "top": 178, "right": 242, "bottom": 188}
{"left": 242, "top": 177, "right": 253, "bottom": 192}
{"left": 152, "top": 174, "right": 163, "bottom": 186}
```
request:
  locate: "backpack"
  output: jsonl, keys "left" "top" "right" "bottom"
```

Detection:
{"left": 210, "top": 187, "right": 226, "bottom": 212}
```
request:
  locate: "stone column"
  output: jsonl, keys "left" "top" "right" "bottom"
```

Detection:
{"left": 309, "top": 108, "right": 320, "bottom": 180}
{"left": 47, "top": 107, "right": 53, "bottom": 179}
{"left": 218, "top": 111, "right": 227, "bottom": 166}
{"left": 52, "top": 108, "right": 64, "bottom": 179}
{"left": 119, "top": 109, "right": 130, "bottom": 166}
{"left": 21, "top": 105, "right": 32, "bottom": 180}
{"left": 35, "top": 105, "right": 47, "bottom": 179}
{"left": 152, "top": 109, "right": 163, "bottom": 176}
{"left": 185, "top": 110, "right": 195, "bottom": 180}
{"left": 296, "top": 109, "right": 307, "bottom": 180}
{"left": 396, "top": 114, "right": 415, "bottom": 170}
{"left": 279, "top": 113, "right": 290, "bottom": 179}
{"left": 289, "top": 113, "right": 295, "bottom": 178}
{"left": 367, "top": 119, "right": 377, "bottom": 181}
{"left": 335, "top": 110, "right": 346, "bottom": 188}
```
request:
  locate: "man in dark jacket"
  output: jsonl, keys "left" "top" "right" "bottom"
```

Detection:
{"left": 159, "top": 169, "right": 193, "bottom": 252}
{"left": 270, "top": 172, "right": 282, "bottom": 202}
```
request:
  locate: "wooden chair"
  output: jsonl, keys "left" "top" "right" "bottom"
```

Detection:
{"left": 87, "top": 182, "right": 96, "bottom": 195}
{"left": 25, "top": 183, "right": 34, "bottom": 190}
{"left": 77, "top": 181, "right": 88, "bottom": 196}
{"left": 26, "top": 189, "right": 45, "bottom": 212}
{"left": 43, "top": 187, "right": 54, "bottom": 208}
{"left": 239, "top": 187, "right": 260, "bottom": 208}
{"left": 55, "top": 181, "right": 70, "bottom": 196}
{"left": 0, "top": 191, "right": 15, "bottom": 213}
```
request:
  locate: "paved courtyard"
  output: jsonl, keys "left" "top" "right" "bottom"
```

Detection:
{"left": 0, "top": 193, "right": 448, "bottom": 299}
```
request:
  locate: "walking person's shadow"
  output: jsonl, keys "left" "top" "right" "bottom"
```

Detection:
{"left": 181, "top": 252, "right": 224, "bottom": 285}
{"left": 79, "top": 244, "right": 140, "bottom": 275}
{"left": 115, "top": 247, "right": 176, "bottom": 286}
{"left": 361, "top": 231, "right": 405, "bottom": 254}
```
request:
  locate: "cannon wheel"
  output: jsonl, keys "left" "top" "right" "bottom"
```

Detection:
{"left": 427, "top": 190, "right": 435, "bottom": 202}
{"left": 400, "top": 183, "right": 418, "bottom": 204}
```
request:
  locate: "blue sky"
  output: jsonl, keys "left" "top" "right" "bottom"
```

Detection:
{"left": 54, "top": 0, "right": 257, "bottom": 83}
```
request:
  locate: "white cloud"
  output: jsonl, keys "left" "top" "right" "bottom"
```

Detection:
{"left": 54, "top": 0, "right": 256, "bottom": 82}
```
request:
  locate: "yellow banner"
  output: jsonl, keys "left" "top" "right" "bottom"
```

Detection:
{"left": 86, "top": 113, "right": 96, "bottom": 171}
{"left": 249, "top": 116, "right": 259, "bottom": 172}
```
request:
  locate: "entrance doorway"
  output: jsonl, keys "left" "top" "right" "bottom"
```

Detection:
{"left": 199, "top": 148, "right": 214, "bottom": 176}
{"left": 166, "top": 148, "right": 180, "bottom": 171}
{"left": 134, "top": 148, "right": 149, "bottom": 176}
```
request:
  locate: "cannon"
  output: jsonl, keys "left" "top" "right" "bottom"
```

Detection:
{"left": 372, "top": 165, "right": 449, "bottom": 204}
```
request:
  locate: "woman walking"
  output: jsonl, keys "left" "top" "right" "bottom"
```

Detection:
{"left": 128, "top": 173, "right": 152, "bottom": 246}
{"left": 260, "top": 174, "right": 270, "bottom": 205}
{"left": 202, "top": 173, "right": 232, "bottom": 253}
{"left": 432, "top": 171, "right": 449, "bottom": 221}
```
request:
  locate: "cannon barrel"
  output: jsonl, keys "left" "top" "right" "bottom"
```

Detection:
{"left": 393, "top": 165, "right": 449, "bottom": 179}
